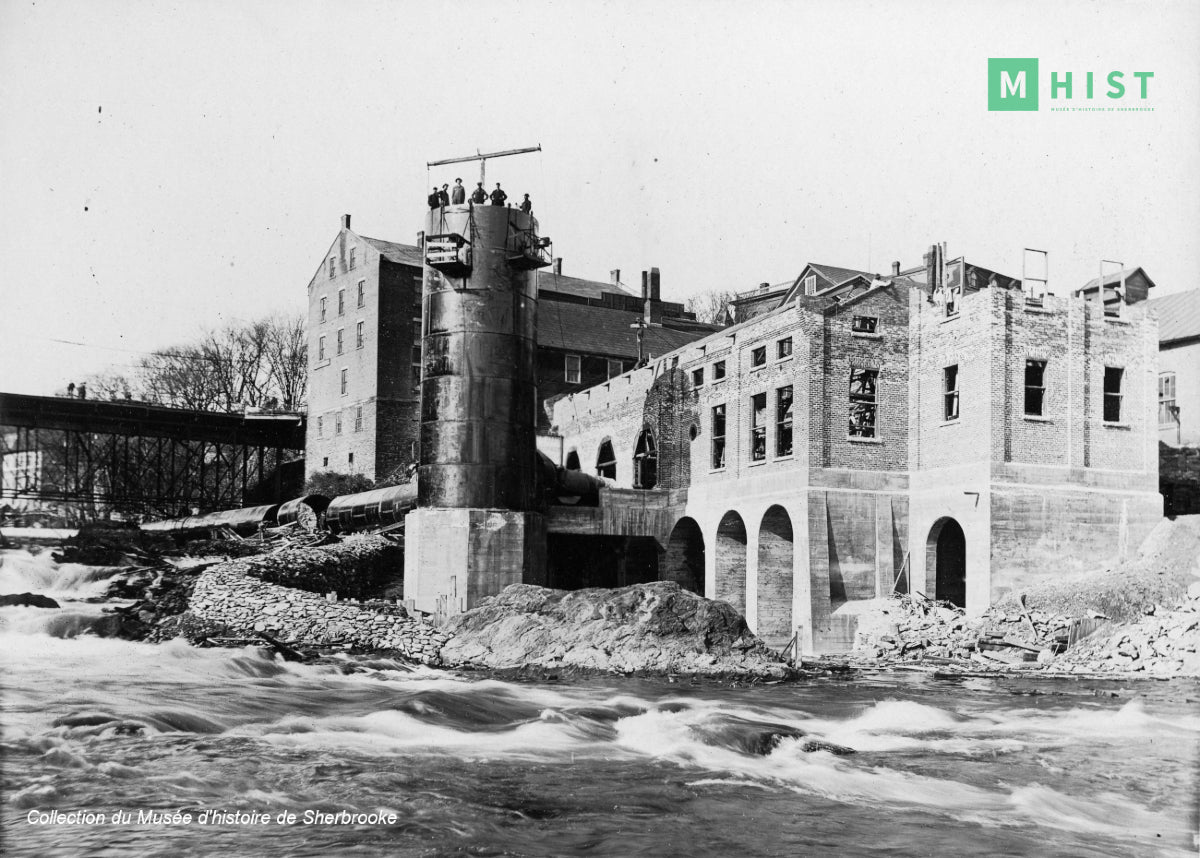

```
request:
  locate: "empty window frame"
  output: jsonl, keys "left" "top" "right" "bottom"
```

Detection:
{"left": 1103, "top": 367, "right": 1124, "bottom": 422}
{"left": 356, "top": 320, "right": 364, "bottom": 349}
{"left": 711, "top": 404, "right": 727, "bottom": 469}
{"left": 328, "top": 257, "right": 335, "bottom": 279}
{"left": 357, "top": 279, "right": 365, "bottom": 308}
{"left": 318, "top": 335, "right": 326, "bottom": 361}
{"left": 565, "top": 354, "right": 582, "bottom": 384}
{"left": 607, "top": 359, "right": 624, "bottom": 379}
{"left": 851, "top": 315, "right": 878, "bottom": 334}
{"left": 751, "top": 392, "right": 768, "bottom": 461}
{"left": 322, "top": 456, "right": 329, "bottom": 467}
{"left": 316, "top": 416, "right": 323, "bottom": 437}
{"left": 411, "top": 345, "right": 422, "bottom": 387}
{"left": 945, "top": 283, "right": 962, "bottom": 317}
{"left": 354, "top": 405, "right": 363, "bottom": 432}
{"left": 943, "top": 365, "right": 960, "bottom": 421}
{"left": 336, "top": 328, "right": 344, "bottom": 355}
{"left": 804, "top": 274, "right": 818, "bottom": 295}
{"left": 713, "top": 360, "right": 726, "bottom": 381}
{"left": 776, "top": 385, "right": 793, "bottom": 456}
{"left": 1025, "top": 359, "right": 1047, "bottom": 416}
{"left": 320, "top": 296, "right": 328, "bottom": 323}
{"left": 848, "top": 367, "right": 879, "bottom": 438}
{"left": 338, "top": 289, "right": 345, "bottom": 316}
{"left": 777, "top": 337, "right": 793, "bottom": 359}
{"left": 596, "top": 439, "right": 617, "bottom": 480}
{"left": 348, "top": 452, "right": 354, "bottom": 465}
{"left": 334, "top": 412, "right": 343, "bottom": 434}
{"left": 751, "top": 345, "right": 767, "bottom": 368}
{"left": 633, "top": 429, "right": 657, "bottom": 489}
{"left": 1159, "top": 372, "right": 1177, "bottom": 426}
{"left": 349, "top": 248, "right": 357, "bottom": 270}
{"left": 692, "top": 367, "right": 704, "bottom": 387}
{"left": 340, "top": 368, "right": 348, "bottom": 395}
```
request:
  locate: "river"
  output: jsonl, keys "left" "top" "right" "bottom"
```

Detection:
{"left": 2, "top": 547, "right": 1197, "bottom": 857}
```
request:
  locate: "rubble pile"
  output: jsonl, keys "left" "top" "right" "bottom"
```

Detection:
{"left": 1042, "top": 584, "right": 1200, "bottom": 678}
{"left": 185, "top": 564, "right": 448, "bottom": 663}
{"left": 229, "top": 534, "right": 402, "bottom": 601}
{"left": 851, "top": 595, "right": 985, "bottom": 662}
{"left": 441, "top": 581, "right": 792, "bottom": 678}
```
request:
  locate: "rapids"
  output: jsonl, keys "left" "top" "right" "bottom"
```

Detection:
{"left": 2, "top": 547, "right": 1197, "bottom": 857}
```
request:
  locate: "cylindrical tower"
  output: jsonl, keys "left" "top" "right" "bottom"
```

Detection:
{"left": 418, "top": 203, "right": 544, "bottom": 510}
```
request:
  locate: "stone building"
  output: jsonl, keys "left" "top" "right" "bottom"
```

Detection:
{"left": 305, "top": 215, "right": 716, "bottom": 484}
{"left": 548, "top": 245, "right": 1163, "bottom": 654}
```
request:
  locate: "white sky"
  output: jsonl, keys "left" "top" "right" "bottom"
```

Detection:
{"left": 1, "top": 0, "right": 1197, "bottom": 396}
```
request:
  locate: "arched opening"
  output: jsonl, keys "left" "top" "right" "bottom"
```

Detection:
{"left": 595, "top": 439, "right": 616, "bottom": 480}
{"left": 565, "top": 450, "right": 580, "bottom": 471}
{"left": 715, "top": 511, "right": 748, "bottom": 616}
{"left": 927, "top": 518, "right": 966, "bottom": 608}
{"left": 663, "top": 517, "right": 705, "bottom": 595}
{"left": 633, "top": 428, "right": 658, "bottom": 489}
{"left": 756, "top": 505, "right": 793, "bottom": 646}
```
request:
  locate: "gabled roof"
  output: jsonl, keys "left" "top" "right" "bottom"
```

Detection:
{"left": 778, "top": 262, "right": 875, "bottom": 305}
{"left": 360, "top": 235, "right": 424, "bottom": 267}
{"left": 1148, "top": 289, "right": 1200, "bottom": 345}
{"left": 1079, "top": 266, "right": 1157, "bottom": 293}
{"left": 538, "top": 302, "right": 715, "bottom": 360}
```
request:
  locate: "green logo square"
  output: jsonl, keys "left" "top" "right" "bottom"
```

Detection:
{"left": 989, "top": 58, "right": 1039, "bottom": 111}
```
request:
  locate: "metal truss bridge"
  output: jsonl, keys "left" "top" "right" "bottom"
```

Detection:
{"left": 0, "top": 392, "right": 306, "bottom": 516}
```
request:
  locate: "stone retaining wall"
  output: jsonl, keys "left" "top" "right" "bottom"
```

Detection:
{"left": 189, "top": 565, "right": 449, "bottom": 664}
{"left": 235, "top": 534, "right": 403, "bottom": 600}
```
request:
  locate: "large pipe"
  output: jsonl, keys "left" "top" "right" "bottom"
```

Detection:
{"left": 420, "top": 204, "right": 541, "bottom": 510}
{"left": 325, "top": 483, "right": 418, "bottom": 533}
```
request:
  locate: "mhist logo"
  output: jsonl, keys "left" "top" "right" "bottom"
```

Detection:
{"left": 989, "top": 58, "right": 1039, "bottom": 111}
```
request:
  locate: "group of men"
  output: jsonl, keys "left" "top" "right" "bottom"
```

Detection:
{"left": 427, "top": 178, "right": 532, "bottom": 214}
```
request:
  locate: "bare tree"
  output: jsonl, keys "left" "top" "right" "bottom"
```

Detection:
{"left": 685, "top": 289, "right": 738, "bottom": 325}
{"left": 82, "top": 313, "right": 307, "bottom": 413}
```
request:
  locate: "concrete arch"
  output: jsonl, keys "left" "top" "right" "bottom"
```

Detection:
{"left": 756, "top": 505, "right": 793, "bottom": 646}
{"left": 663, "top": 516, "right": 705, "bottom": 595}
{"left": 927, "top": 517, "right": 966, "bottom": 608}
{"left": 715, "top": 510, "right": 748, "bottom": 616}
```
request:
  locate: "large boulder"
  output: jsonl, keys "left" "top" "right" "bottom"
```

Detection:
{"left": 439, "top": 581, "right": 790, "bottom": 678}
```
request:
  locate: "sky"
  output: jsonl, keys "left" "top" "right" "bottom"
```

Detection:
{"left": 1, "top": 0, "right": 1197, "bottom": 396}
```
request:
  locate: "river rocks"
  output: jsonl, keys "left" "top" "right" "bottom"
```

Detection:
{"left": 439, "top": 582, "right": 791, "bottom": 678}
{"left": 0, "top": 592, "right": 60, "bottom": 608}
{"left": 186, "top": 565, "right": 448, "bottom": 664}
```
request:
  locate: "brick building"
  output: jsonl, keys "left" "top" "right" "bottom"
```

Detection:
{"left": 305, "top": 216, "right": 717, "bottom": 484}
{"left": 548, "top": 245, "right": 1163, "bottom": 654}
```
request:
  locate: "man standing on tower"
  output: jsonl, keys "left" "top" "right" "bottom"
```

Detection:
{"left": 438, "top": 184, "right": 450, "bottom": 207}
{"left": 470, "top": 182, "right": 487, "bottom": 204}
{"left": 489, "top": 183, "right": 508, "bottom": 206}
{"left": 451, "top": 178, "right": 466, "bottom": 204}
{"left": 428, "top": 187, "right": 441, "bottom": 209}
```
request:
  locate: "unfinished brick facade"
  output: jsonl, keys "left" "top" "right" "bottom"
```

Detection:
{"left": 550, "top": 255, "right": 1162, "bottom": 654}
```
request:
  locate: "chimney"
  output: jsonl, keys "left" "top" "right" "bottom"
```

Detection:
{"left": 642, "top": 269, "right": 663, "bottom": 324}
{"left": 341, "top": 214, "right": 351, "bottom": 230}
{"left": 610, "top": 269, "right": 621, "bottom": 285}
{"left": 924, "top": 244, "right": 942, "bottom": 291}
{"left": 552, "top": 258, "right": 563, "bottom": 275}
{"left": 416, "top": 230, "right": 425, "bottom": 250}
{"left": 892, "top": 261, "right": 901, "bottom": 276}
{"left": 78, "top": 383, "right": 87, "bottom": 400}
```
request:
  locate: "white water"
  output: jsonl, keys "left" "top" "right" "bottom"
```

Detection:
{"left": 2, "top": 548, "right": 1198, "bottom": 857}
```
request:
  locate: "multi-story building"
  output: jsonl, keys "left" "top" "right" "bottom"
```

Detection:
{"left": 1147, "top": 288, "right": 1199, "bottom": 447}
{"left": 548, "top": 245, "right": 1163, "bottom": 653}
{"left": 304, "top": 215, "right": 717, "bottom": 484}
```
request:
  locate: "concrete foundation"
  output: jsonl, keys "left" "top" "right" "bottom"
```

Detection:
{"left": 403, "top": 507, "right": 546, "bottom": 623}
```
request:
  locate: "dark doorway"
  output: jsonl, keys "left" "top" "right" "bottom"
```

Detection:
{"left": 565, "top": 450, "right": 580, "bottom": 471}
{"left": 663, "top": 517, "right": 705, "bottom": 594}
{"left": 929, "top": 518, "right": 966, "bottom": 608}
